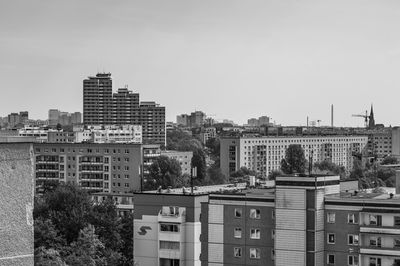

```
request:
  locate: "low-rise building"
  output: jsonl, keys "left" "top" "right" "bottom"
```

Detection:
{"left": 33, "top": 143, "right": 142, "bottom": 194}
{"left": 220, "top": 135, "right": 369, "bottom": 178}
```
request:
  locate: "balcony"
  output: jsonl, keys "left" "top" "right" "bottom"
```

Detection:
{"left": 360, "top": 247, "right": 400, "bottom": 257}
{"left": 158, "top": 207, "right": 186, "bottom": 223}
{"left": 360, "top": 226, "right": 400, "bottom": 235}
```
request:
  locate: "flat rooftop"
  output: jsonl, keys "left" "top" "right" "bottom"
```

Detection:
{"left": 143, "top": 183, "right": 248, "bottom": 195}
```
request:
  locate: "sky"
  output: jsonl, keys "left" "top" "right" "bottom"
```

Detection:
{"left": 1, "top": 0, "right": 400, "bottom": 127}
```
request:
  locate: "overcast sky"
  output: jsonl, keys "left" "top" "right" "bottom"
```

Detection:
{"left": 1, "top": 0, "right": 400, "bottom": 127}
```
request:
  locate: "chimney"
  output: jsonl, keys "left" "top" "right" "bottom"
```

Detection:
{"left": 396, "top": 170, "right": 400, "bottom": 194}
{"left": 331, "top": 104, "right": 334, "bottom": 128}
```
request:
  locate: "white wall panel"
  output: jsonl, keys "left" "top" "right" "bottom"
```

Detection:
{"left": 208, "top": 204, "right": 224, "bottom": 224}
{"left": 208, "top": 243, "right": 223, "bottom": 263}
{"left": 275, "top": 209, "right": 305, "bottom": 230}
{"left": 276, "top": 188, "right": 305, "bottom": 209}
{"left": 275, "top": 230, "right": 305, "bottom": 251}
{"left": 275, "top": 250, "right": 305, "bottom": 266}
{"left": 208, "top": 224, "right": 224, "bottom": 243}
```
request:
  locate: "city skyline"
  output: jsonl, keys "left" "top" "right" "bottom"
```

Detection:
{"left": 1, "top": 0, "right": 400, "bottom": 127}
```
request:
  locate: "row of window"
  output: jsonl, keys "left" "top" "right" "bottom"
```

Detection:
{"left": 327, "top": 212, "right": 400, "bottom": 226}
{"left": 233, "top": 247, "right": 264, "bottom": 259}
{"left": 327, "top": 254, "right": 358, "bottom": 265}
{"left": 35, "top": 148, "right": 131, "bottom": 154}
{"left": 327, "top": 233, "right": 400, "bottom": 247}
{"left": 234, "top": 208, "right": 273, "bottom": 219}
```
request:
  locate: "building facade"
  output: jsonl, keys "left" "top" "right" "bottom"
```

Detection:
{"left": 83, "top": 73, "right": 166, "bottom": 145}
{"left": 199, "top": 174, "right": 400, "bottom": 266}
{"left": 220, "top": 135, "right": 369, "bottom": 178}
{"left": 0, "top": 143, "right": 34, "bottom": 265}
{"left": 33, "top": 143, "right": 142, "bottom": 194}
{"left": 134, "top": 192, "right": 208, "bottom": 266}
{"left": 161, "top": 150, "right": 193, "bottom": 175}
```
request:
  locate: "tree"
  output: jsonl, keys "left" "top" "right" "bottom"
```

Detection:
{"left": 205, "top": 138, "right": 220, "bottom": 160}
{"left": 280, "top": 144, "right": 307, "bottom": 174}
{"left": 231, "top": 167, "right": 257, "bottom": 178}
{"left": 63, "top": 225, "right": 106, "bottom": 266}
{"left": 34, "top": 183, "right": 92, "bottom": 244}
{"left": 314, "top": 160, "right": 346, "bottom": 180}
{"left": 206, "top": 160, "right": 227, "bottom": 185}
{"left": 34, "top": 184, "right": 134, "bottom": 265}
{"left": 148, "top": 156, "right": 182, "bottom": 189}
{"left": 268, "top": 170, "right": 283, "bottom": 181}
{"left": 381, "top": 156, "right": 399, "bottom": 165}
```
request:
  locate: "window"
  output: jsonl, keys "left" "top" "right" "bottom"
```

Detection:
{"left": 369, "top": 257, "right": 381, "bottom": 266}
{"left": 234, "top": 208, "right": 242, "bottom": 218}
{"left": 327, "top": 213, "right": 336, "bottom": 223}
{"left": 160, "top": 223, "right": 179, "bottom": 232}
{"left": 250, "top": 209, "right": 261, "bottom": 219}
{"left": 348, "top": 213, "right": 358, "bottom": 224}
{"left": 249, "top": 248, "right": 260, "bottom": 259}
{"left": 394, "top": 238, "right": 400, "bottom": 248}
{"left": 348, "top": 255, "right": 358, "bottom": 266}
{"left": 327, "top": 233, "right": 335, "bottom": 244}
{"left": 159, "top": 241, "right": 180, "bottom": 250}
{"left": 234, "top": 228, "right": 242, "bottom": 238}
{"left": 369, "top": 214, "right": 382, "bottom": 226}
{"left": 234, "top": 247, "right": 242, "bottom": 258}
{"left": 370, "top": 236, "right": 381, "bottom": 247}
{"left": 348, "top": 234, "right": 359, "bottom": 245}
{"left": 394, "top": 216, "right": 400, "bottom": 226}
{"left": 124, "top": 183, "right": 129, "bottom": 187}
{"left": 272, "top": 229, "right": 275, "bottom": 240}
{"left": 250, "top": 228, "right": 260, "bottom": 239}
{"left": 327, "top": 254, "right": 335, "bottom": 265}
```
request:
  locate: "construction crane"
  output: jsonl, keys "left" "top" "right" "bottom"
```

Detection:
{"left": 352, "top": 110, "right": 369, "bottom": 128}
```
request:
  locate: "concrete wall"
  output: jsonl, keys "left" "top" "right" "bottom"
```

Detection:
{"left": 0, "top": 143, "right": 34, "bottom": 266}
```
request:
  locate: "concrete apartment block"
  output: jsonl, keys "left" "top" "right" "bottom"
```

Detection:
{"left": 0, "top": 143, "right": 34, "bottom": 266}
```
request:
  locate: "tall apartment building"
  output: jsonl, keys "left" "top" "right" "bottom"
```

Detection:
{"left": 200, "top": 174, "right": 400, "bottom": 266}
{"left": 83, "top": 73, "right": 166, "bottom": 145}
{"left": 113, "top": 87, "right": 139, "bottom": 124}
{"left": 220, "top": 135, "right": 369, "bottom": 178}
{"left": 139, "top": 102, "right": 166, "bottom": 145}
{"left": 33, "top": 143, "right": 142, "bottom": 194}
{"left": 83, "top": 73, "right": 114, "bottom": 125}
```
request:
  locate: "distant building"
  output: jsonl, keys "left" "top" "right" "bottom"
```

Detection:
{"left": 143, "top": 144, "right": 162, "bottom": 182}
{"left": 220, "top": 135, "right": 369, "bottom": 178}
{"left": 177, "top": 111, "right": 205, "bottom": 128}
{"left": 177, "top": 114, "right": 190, "bottom": 127}
{"left": 19, "top": 125, "right": 60, "bottom": 142}
{"left": 247, "top": 115, "right": 271, "bottom": 127}
{"left": 161, "top": 150, "right": 193, "bottom": 175}
{"left": 83, "top": 73, "right": 166, "bottom": 145}
{"left": 199, "top": 127, "right": 217, "bottom": 144}
{"left": 91, "top": 192, "right": 134, "bottom": 217}
{"left": 48, "top": 109, "right": 82, "bottom": 126}
{"left": 33, "top": 143, "right": 142, "bottom": 194}
{"left": 0, "top": 143, "right": 34, "bottom": 265}
{"left": 7, "top": 112, "right": 21, "bottom": 128}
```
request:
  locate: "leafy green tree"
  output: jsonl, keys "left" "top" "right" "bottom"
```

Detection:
{"left": 268, "top": 170, "right": 283, "bottom": 180}
{"left": 63, "top": 225, "right": 105, "bottom": 266}
{"left": 314, "top": 160, "right": 346, "bottom": 180}
{"left": 34, "top": 183, "right": 92, "bottom": 244}
{"left": 231, "top": 167, "right": 257, "bottom": 178}
{"left": 148, "top": 156, "right": 182, "bottom": 189}
{"left": 34, "top": 218, "right": 65, "bottom": 250}
{"left": 118, "top": 213, "right": 134, "bottom": 266}
{"left": 34, "top": 247, "right": 66, "bottom": 266}
{"left": 191, "top": 149, "right": 207, "bottom": 181}
{"left": 381, "top": 156, "right": 399, "bottom": 165}
{"left": 205, "top": 138, "right": 220, "bottom": 160}
{"left": 280, "top": 144, "right": 307, "bottom": 174}
{"left": 206, "top": 160, "right": 227, "bottom": 185}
